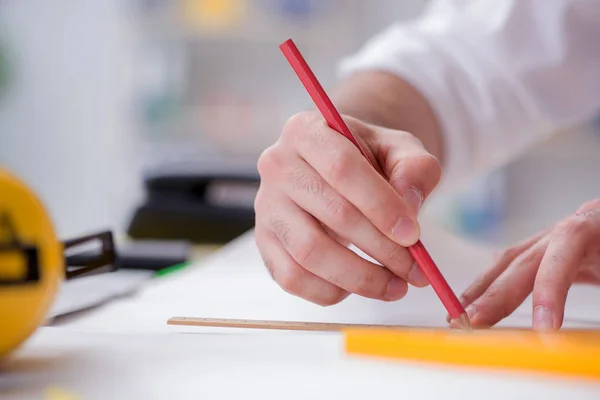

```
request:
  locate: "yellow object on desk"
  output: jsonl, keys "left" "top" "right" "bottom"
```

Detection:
{"left": 181, "top": 0, "right": 245, "bottom": 30}
{"left": 344, "top": 328, "right": 600, "bottom": 381}
{"left": 0, "top": 169, "right": 63, "bottom": 357}
{"left": 0, "top": 167, "right": 117, "bottom": 358}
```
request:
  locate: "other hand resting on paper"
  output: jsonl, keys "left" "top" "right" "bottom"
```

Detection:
{"left": 453, "top": 199, "right": 600, "bottom": 331}
{"left": 254, "top": 104, "right": 442, "bottom": 306}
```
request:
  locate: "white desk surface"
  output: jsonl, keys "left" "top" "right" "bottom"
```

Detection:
{"left": 4, "top": 327, "right": 600, "bottom": 400}
{"left": 3, "top": 221, "right": 600, "bottom": 399}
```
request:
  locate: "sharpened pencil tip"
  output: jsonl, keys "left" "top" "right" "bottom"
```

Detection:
{"left": 454, "top": 313, "right": 472, "bottom": 331}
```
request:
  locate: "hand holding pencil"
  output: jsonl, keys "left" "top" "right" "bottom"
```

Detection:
{"left": 253, "top": 39, "right": 468, "bottom": 328}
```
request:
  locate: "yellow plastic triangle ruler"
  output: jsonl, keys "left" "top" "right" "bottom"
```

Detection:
{"left": 344, "top": 328, "right": 600, "bottom": 381}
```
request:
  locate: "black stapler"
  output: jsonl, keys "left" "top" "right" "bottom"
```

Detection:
{"left": 126, "top": 158, "right": 260, "bottom": 244}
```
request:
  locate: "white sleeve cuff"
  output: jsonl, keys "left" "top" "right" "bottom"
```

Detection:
{"left": 337, "top": 23, "right": 474, "bottom": 188}
{"left": 336, "top": 0, "right": 600, "bottom": 191}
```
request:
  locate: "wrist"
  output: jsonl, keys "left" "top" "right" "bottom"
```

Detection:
{"left": 330, "top": 71, "right": 445, "bottom": 164}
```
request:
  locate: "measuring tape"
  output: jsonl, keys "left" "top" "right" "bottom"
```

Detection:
{"left": 0, "top": 168, "right": 116, "bottom": 357}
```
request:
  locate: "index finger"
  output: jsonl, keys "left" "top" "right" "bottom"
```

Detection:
{"left": 532, "top": 216, "right": 594, "bottom": 330}
{"left": 460, "top": 229, "right": 550, "bottom": 307}
{"left": 287, "top": 114, "right": 420, "bottom": 247}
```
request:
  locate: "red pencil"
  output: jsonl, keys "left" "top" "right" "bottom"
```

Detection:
{"left": 279, "top": 38, "right": 470, "bottom": 330}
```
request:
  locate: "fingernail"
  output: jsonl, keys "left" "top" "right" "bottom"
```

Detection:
{"left": 533, "top": 306, "right": 554, "bottom": 331}
{"left": 405, "top": 186, "right": 423, "bottom": 215}
{"left": 408, "top": 262, "right": 429, "bottom": 287}
{"left": 392, "top": 217, "right": 419, "bottom": 245}
{"left": 385, "top": 277, "right": 408, "bottom": 300}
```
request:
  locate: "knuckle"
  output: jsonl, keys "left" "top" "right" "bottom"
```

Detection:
{"left": 257, "top": 145, "right": 282, "bottom": 179}
{"left": 577, "top": 209, "right": 600, "bottom": 220}
{"left": 282, "top": 112, "right": 305, "bottom": 138}
{"left": 269, "top": 214, "right": 291, "bottom": 248}
{"left": 535, "top": 275, "right": 571, "bottom": 301}
{"left": 317, "top": 290, "right": 349, "bottom": 307}
{"left": 480, "top": 285, "right": 503, "bottom": 304}
{"left": 254, "top": 190, "right": 277, "bottom": 223}
{"left": 325, "top": 196, "right": 362, "bottom": 228}
{"left": 290, "top": 169, "right": 324, "bottom": 197}
{"left": 253, "top": 188, "right": 269, "bottom": 215}
{"left": 479, "top": 288, "right": 512, "bottom": 320}
{"left": 387, "top": 243, "right": 405, "bottom": 263}
{"left": 575, "top": 205, "right": 600, "bottom": 219}
{"left": 390, "top": 153, "right": 441, "bottom": 196}
{"left": 292, "top": 235, "right": 322, "bottom": 267}
{"left": 576, "top": 199, "right": 600, "bottom": 215}
{"left": 459, "top": 291, "right": 474, "bottom": 306}
{"left": 535, "top": 275, "right": 558, "bottom": 290}
{"left": 554, "top": 216, "right": 589, "bottom": 238}
{"left": 517, "top": 247, "right": 542, "bottom": 266}
{"left": 276, "top": 264, "right": 303, "bottom": 295}
{"left": 328, "top": 149, "right": 356, "bottom": 184}
{"left": 396, "top": 129, "right": 427, "bottom": 149}
{"left": 412, "top": 153, "right": 442, "bottom": 186}
{"left": 353, "top": 269, "right": 387, "bottom": 298}
{"left": 282, "top": 111, "right": 322, "bottom": 142}
{"left": 385, "top": 243, "right": 413, "bottom": 275}
{"left": 497, "top": 246, "right": 520, "bottom": 264}
{"left": 350, "top": 274, "right": 370, "bottom": 296}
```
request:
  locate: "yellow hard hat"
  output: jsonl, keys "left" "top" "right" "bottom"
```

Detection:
{"left": 0, "top": 168, "right": 116, "bottom": 357}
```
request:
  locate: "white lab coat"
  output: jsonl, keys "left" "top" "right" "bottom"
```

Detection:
{"left": 338, "top": 0, "right": 600, "bottom": 189}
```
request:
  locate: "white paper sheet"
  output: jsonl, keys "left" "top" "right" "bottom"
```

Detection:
{"left": 9, "top": 222, "right": 600, "bottom": 400}
{"left": 2, "top": 327, "right": 598, "bottom": 400}
{"left": 53, "top": 221, "right": 600, "bottom": 334}
{"left": 47, "top": 270, "right": 154, "bottom": 320}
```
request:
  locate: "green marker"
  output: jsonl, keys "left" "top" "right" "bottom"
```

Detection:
{"left": 155, "top": 262, "right": 191, "bottom": 277}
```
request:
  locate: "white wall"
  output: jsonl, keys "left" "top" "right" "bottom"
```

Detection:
{"left": 0, "top": 0, "right": 144, "bottom": 238}
{"left": 8, "top": 0, "right": 593, "bottom": 248}
{"left": 501, "top": 125, "right": 600, "bottom": 244}
{"left": 0, "top": 0, "right": 431, "bottom": 240}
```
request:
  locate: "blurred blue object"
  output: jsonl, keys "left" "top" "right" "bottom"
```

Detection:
{"left": 273, "top": 0, "right": 314, "bottom": 19}
{"left": 454, "top": 169, "right": 507, "bottom": 240}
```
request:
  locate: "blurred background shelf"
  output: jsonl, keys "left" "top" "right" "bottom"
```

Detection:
{"left": 2, "top": 0, "right": 599, "bottom": 249}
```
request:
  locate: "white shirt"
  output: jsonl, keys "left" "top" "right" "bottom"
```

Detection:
{"left": 338, "top": 0, "right": 600, "bottom": 188}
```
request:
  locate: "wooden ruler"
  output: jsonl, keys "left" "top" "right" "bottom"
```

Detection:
{"left": 167, "top": 317, "right": 410, "bottom": 332}
{"left": 167, "top": 317, "right": 600, "bottom": 333}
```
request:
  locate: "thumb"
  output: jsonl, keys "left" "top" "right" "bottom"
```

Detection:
{"left": 375, "top": 129, "right": 442, "bottom": 216}
{"left": 341, "top": 116, "right": 442, "bottom": 216}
